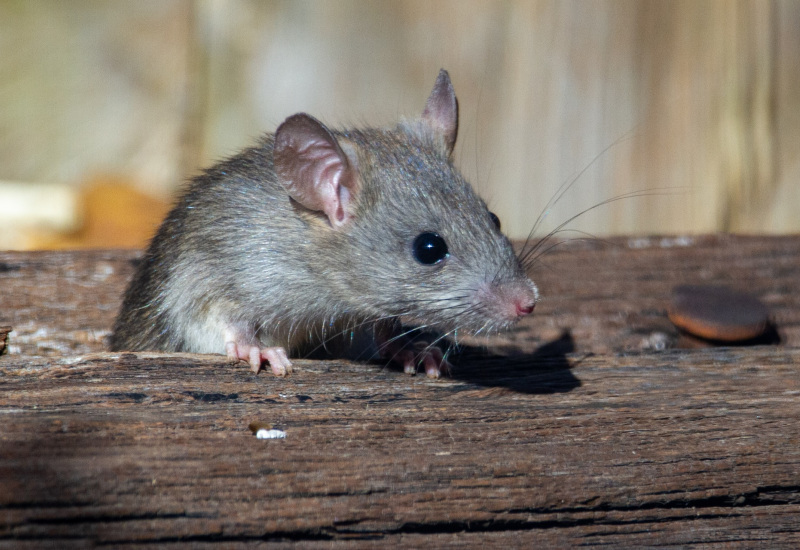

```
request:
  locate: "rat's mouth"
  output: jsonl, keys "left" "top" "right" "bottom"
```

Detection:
{"left": 398, "top": 313, "right": 526, "bottom": 340}
{"left": 389, "top": 275, "right": 537, "bottom": 338}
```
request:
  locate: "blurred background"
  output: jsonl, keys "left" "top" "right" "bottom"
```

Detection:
{"left": 1, "top": 0, "right": 798, "bottom": 250}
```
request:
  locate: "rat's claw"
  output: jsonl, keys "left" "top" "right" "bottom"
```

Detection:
{"left": 225, "top": 339, "right": 292, "bottom": 376}
{"left": 249, "top": 347, "right": 262, "bottom": 373}
{"left": 262, "top": 347, "right": 293, "bottom": 376}
{"left": 394, "top": 350, "right": 417, "bottom": 375}
{"left": 225, "top": 341, "right": 239, "bottom": 363}
{"left": 392, "top": 345, "right": 450, "bottom": 378}
{"left": 374, "top": 324, "right": 451, "bottom": 378}
{"left": 421, "top": 346, "right": 451, "bottom": 378}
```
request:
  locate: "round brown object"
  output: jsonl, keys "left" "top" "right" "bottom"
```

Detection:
{"left": 668, "top": 285, "right": 769, "bottom": 342}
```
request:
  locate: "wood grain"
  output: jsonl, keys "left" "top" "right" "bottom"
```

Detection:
{"left": 1, "top": 236, "right": 799, "bottom": 547}
{"left": 0, "top": 326, "right": 10, "bottom": 355}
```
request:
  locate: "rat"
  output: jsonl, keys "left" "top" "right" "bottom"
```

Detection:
{"left": 109, "top": 69, "right": 538, "bottom": 378}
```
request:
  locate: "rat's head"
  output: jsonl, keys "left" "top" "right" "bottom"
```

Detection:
{"left": 274, "top": 69, "right": 537, "bottom": 336}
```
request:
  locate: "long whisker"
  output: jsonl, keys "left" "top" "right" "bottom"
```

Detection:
{"left": 521, "top": 130, "right": 639, "bottom": 256}
{"left": 520, "top": 187, "right": 686, "bottom": 266}
{"left": 522, "top": 230, "right": 613, "bottom": 267}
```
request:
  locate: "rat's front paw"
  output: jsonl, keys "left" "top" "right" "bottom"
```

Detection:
{"left": 225, "top": 341, "right": 293, "bottom": 376}
{"left": 384, "top": 341, "right": 452, "bottom": 379}
{"left": 374, "top": 323, "right": 452, "bottom": 378}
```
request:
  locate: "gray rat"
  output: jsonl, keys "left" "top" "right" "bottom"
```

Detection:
{"left": 109, "top": 69, "right": 538, "bottom": 378}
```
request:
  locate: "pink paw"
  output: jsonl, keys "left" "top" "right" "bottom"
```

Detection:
{"left": 225, "top": 341, "right": 293, "bottom": 376}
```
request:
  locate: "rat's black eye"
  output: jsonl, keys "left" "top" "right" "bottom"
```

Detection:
{"left": 489, "top": 211, "right": 501, "bottom": 230}
{"left": 413, "top": 232, "right": 449, "bottom": 265}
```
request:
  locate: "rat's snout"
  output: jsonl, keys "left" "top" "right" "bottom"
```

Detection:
{"left": 478, "top": 277, "right": 538, "bottom": 326}
{"left": 515, "top": 299, "right": 535, "bottom": 317}
{"left": 508, "top": 290, "right": 536, "bottom": 320}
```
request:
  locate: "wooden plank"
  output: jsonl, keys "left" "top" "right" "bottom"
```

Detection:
{"left": 1, "top": 236, "right": 799, "bottom": 546}
{"left": 3, "top": 235, "right": 798, "bottom": 357}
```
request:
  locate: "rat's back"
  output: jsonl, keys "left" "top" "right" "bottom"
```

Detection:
{"left": 109, "top": 138, "right": 309, "bottom": 354}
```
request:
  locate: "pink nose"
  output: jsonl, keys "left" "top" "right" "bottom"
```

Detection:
{"left": 516, "top": 301, "right": 535, "bottom": 316}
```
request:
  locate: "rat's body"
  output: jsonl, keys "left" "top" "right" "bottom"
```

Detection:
{"left": 110, "top": 70, "right": 538, "bottom": 377}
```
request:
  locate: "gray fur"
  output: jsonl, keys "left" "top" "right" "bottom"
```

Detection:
{"left": 109, "top": 70, "right": 537, "bottom": 361}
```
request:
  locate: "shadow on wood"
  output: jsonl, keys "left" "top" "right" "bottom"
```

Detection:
{"left": 449, "top": 330, "right": 581, "bottom": 395}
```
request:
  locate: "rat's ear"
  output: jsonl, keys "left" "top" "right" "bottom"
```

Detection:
{"left": 274, "top": 113, "right": 358, "bottom": 229}
{"left": 421, "top": 69, "right": 459, "bottom": 155}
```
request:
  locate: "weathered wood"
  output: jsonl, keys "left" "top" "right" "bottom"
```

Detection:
{"left": 0, "top": 326, "right": 10, "bottom": 355}
{"left": 1, "top": 236, "right": 799, "bottom": 547}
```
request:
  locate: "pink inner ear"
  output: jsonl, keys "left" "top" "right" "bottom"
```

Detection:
{"left": 274, "top": 114, "right": 356, "bottom": 228}
{"left": 421, "top": 69, "right": 459, "bottom": 153}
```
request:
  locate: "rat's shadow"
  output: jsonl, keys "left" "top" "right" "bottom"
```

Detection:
{"left": 306, "top": 328, "right": 581, "bottom": 395}
{"left": 445, "top": 330, "right": 581, "bottom": 394}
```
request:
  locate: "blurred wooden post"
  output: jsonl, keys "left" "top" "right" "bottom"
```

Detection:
{"left": 1, "top": 1, "right": 798, "bottom": 248}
